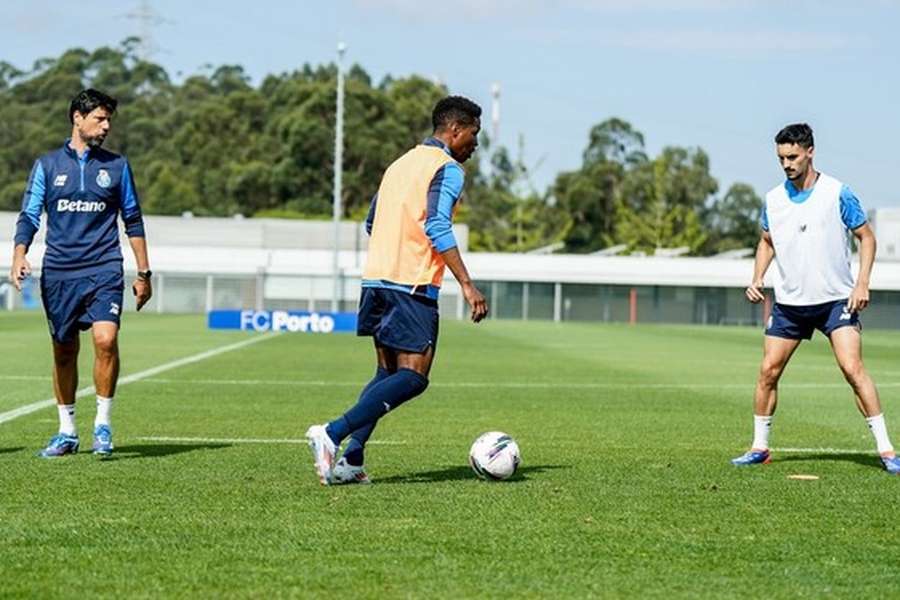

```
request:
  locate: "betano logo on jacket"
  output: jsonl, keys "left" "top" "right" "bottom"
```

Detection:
{"left": 56, "top": 199, "right": 108, "bottom": 213}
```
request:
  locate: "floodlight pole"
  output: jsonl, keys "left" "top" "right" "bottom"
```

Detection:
{"left": 331, "top": 42, "right": 346, "bottom": 313}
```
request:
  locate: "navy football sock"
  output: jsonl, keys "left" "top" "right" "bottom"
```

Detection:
{"left": 342, "top": 367, "right": 391, "bottom": 466}
{"left": 326, "top": 366, "right": 390, "bottom": 446}
{"left": 326, "top": 368, "right": 429, "bottom": 445}
{"left": 342, "top": 426, "right": 373, "bottom": 466}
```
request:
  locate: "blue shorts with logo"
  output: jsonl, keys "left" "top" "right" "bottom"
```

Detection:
{"left": 357, "top": 287, "right": 439, "bottom": 353}
{"left": 766, "top": 299, "right": 860, "bottom": 341}
{"left": 40, "top": 268, "right": 124, "bottom": 344}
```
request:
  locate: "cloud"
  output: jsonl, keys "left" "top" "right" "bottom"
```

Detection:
{"left": 352, "top": 0, "right": 775, "bottom": 20}
{"left": 572, "top": 0, "right": 765, "bottom": 9}
{"left": 352, "top": 0, "right": 536, "bottom": 20}
{"left": 351, "top": 0, "right": 872, "bottom": 55}
{"left": 586, "top": 29, "right": 867, "bottom": 53}
{"left": 353, "top": 0, "right": 895, "bottom": 21}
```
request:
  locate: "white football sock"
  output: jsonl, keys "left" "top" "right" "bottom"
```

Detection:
{"left": 751, "top": 414, "right": 772, "bottom": 450}
{"left": 866, "top": 413, "right": 894, "bottom": 456}
{"left": 95, "top": 396, "right": 113, "bottom": 428}
{"left": 58, "top": 403, "right": 76, "bottom": 436}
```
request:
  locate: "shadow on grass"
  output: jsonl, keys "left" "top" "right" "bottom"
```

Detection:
{"left": 376, "top": 464, "right": 569, "bottom": 485}
{"left": 108, "top": 443, "right": 231, "bottom": 460}
{"left": 777, "top": 453, "right": 883, "bottom": 470}
{"left": 0, "top": 447, "right": 25, "bottom": 455}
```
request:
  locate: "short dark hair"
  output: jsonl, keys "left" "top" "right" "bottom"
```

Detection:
{"left": 775, "top": 123, "right": 814, "bottom": 148}
{"left": 432, "top": 96, "right": 481, "bottom": 131}
{"left": 69, "top": 88, "right": 118, "bottom": 123}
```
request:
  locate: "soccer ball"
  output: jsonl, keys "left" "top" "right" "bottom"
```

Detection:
{"left": 468, "top": 431, "right": 521, "bottom": 480}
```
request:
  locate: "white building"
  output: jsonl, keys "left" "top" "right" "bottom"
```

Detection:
{"left": 869, "top": 208, "right": 900, "bottom": 261}
{"left": 3, "top": 212, "right": 900, "bottom": 327}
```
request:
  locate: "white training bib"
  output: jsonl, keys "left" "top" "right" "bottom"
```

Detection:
{"left": 765, "top": 173, "right": 855, "bottom": 305}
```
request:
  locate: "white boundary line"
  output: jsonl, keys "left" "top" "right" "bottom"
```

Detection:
{"left": 136, "top": 435, "right": 404, "bottom": 445}
{"left": 6, "top": 373, "right": 900, "bottom": 393}
{"left": 772, "top": 447, "right": 872, "bottom": 455}
{"left": 127, "top": 377, "right": 900, "bottom": 390}
{"left": 132, "top": 439, "right": 856, "bottom": 453}
{"left": 6, "top": 374, "right": 900, "bottom": 391}
{"left": 0, "top": 334, "right": 278, "bottom": 426}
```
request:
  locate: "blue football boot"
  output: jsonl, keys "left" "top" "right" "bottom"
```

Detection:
{"left": 92, "top": 424, "right": 114, "bottom": 456}
{"left": 38, "top": 433, "right": 80, "bottom": 458}
{"left": 731, "top": 449, "right": 771, "bottom": 466}
{"left": 881, "top": 454, "right": 900, "bottom": 475}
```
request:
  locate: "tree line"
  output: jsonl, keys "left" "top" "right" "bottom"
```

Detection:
{"left": 0, "top": 39, "right": 762, "bottom": 255}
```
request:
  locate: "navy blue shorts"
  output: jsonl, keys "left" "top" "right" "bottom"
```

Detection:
{"left": 766, "top": 299, "right": 860, "bottom": 341}
{"left": 357, "top": 287, "right": 439, "bottom": 353}
{"left": 40, "top": 269, "right": 124, "bottom": 344}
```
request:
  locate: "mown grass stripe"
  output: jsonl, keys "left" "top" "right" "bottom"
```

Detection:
{"left": 135, "top": 435, "right": 405, "bottom": 445}
{"left": 0, "top": 334, "right": 277, "bottom": 426}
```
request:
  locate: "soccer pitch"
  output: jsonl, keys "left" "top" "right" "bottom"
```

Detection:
{"left": 1, "top": 312, "right": 898, "bottom": 598}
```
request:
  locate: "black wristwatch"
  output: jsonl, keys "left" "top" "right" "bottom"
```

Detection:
{"left": 137, "top": 270, "right": 153, "bottom": 281}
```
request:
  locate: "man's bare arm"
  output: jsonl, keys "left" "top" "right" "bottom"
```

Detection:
{"left": 128, "top": 236, "right": 152, "bottom": 311}
{"left": 848, "top": 223, "right": 876, "bottom": 312}
{"left": 746, "top": 230, "right": 775, "bottom": 304}
{"left": 441, "top": 247, "right": 488, "bottom": 322}
{"left": 9, "top": 243, "right": 31, "bottom": 292}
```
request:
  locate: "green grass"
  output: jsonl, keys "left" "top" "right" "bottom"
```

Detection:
{"left": 1, "top": 311, "right": 899, "bottom": 598}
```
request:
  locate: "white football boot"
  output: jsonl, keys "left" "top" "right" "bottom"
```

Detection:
{"left": 330, "top": 457, "right": 372, "bottom": 485}
{"left": 305, "top": 424, "right": 336, "bottom": 485}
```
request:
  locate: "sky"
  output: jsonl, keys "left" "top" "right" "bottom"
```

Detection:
{"left": 5, "top": 0, "right": 900, "bottom": 207}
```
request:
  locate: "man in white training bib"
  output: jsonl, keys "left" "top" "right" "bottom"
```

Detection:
{"left": 732, "top": 123, "right": 900, "bottom": 474}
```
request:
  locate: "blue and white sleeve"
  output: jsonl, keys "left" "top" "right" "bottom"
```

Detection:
{"left": 365, "top": 193, "right": 378, "bottom": 235}
{"left": 14, "top": 160, "right": 46, "bottom": 248}
{"left": 839, "top": 184, "right": 867, "bottom": 230}
{"left": 424, "top": 163, "right": 464, "bottom": 252}
{"left": 120, "top": 159, "right": 145, "bottom": 237}
{"left": 759, "top": 201, "right": 769, "bottom": 232}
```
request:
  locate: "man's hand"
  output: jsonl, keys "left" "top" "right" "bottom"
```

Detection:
{"left": 847, "top": 283, "right": 870, "bottom": 313}
{"left": 9, "top": 254, "right": 31, "bottom": 292}
{"left": 132, "top": 277, "right": 152, "bottom": 311}
{"left": 462, "top": 282, "right": 488, "bottom": 323}
{"left": 745, "top": 280, "right": 765, "bottom": 304}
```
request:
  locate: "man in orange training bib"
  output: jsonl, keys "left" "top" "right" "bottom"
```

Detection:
{"left": 305, "top": 96, "right": 489, "bottom": 485}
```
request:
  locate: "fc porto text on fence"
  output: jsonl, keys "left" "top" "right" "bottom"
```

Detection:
{"left": 207, "top": 310, "right": 357, "bottom": 333}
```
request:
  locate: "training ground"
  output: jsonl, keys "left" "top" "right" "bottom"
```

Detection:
{"left": 1, "top": 312, "right": 898, "bottom": 598}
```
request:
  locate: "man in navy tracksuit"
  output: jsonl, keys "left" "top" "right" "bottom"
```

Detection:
{"left": 10, "top": 89, "right": 152, "bottom": 458}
